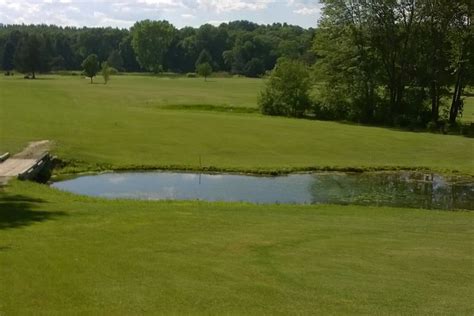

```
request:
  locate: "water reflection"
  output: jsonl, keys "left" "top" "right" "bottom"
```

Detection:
{"left": 51, "top": 171, "right": 474, "bottom": 210}
{"left": 309, "top": 172, "right": 473, "bottom": 210}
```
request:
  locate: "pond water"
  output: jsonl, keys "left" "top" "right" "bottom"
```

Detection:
{"left": 51, "top": 171, "right": 474, "bottom": 210}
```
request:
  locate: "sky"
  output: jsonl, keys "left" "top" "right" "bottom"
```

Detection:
{"left": 0, "top": 0, "right": 323, "bottom": 29}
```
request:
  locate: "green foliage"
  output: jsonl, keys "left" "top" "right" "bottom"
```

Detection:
{"left": 259, "top": 59, "right": 312, "bottom": 117}
{"left": 107, "top": 49, "right": 123, "bottom": 71}
{"left": 195, "top": 49, "right": 212, "bottom": 68}
{"left": 14, "top": 33, "right": 50, "bottom": 78}
{"left": 314, "top": 0, "right": 473, "bottom": 125}
{"left": 196, "top": 62, "right": 212, "bottom": 81}
{"left": 131, "top": 20, "right": 176, "bottom": 73}
{"left": 244, "top": 58, "right": 265, "bottom": 78}
{"left": 0, "top": 21, "right": 315, "bottom": 76}
{"left": 81, "top": 54, "right": 99, "bottom": 84}
{"left": 101, "top": 61, "right": 111, "bottom": 84}
{"left": 2, "top": 41, "right": 15, "bottom": 71}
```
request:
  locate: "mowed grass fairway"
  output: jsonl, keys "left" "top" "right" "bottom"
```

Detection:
{"left": 1, "top": 181, "right": 473, "bottom": 314}
{"left": 1, "top": 75, "right": 473, "bottom": 314}
{"left": 0, "top": 75, "right": 473, "bottom": 173}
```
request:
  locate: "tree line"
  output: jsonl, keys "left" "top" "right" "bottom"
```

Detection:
{"left": 0, "top": 21, "right": 315, "bottom": 77}
{"left": 312, "top": 0, "right": 473, "bottom": 127}
{"left": 260, "top": 0, "right": 473, "bottom": 129}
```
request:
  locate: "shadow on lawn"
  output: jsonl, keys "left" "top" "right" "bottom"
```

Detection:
{"left": 0, "top": 193, "right": 66, "bottom": 230}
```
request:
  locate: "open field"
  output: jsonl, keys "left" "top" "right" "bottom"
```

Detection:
{"left": 0, "top": 75, "right": 473, "bottom": 174}
{"left": 1, "top": 180, "right": 473, "bottom": 315}
{"left": 1, "top": 75, "right": 473, "bottom": 314}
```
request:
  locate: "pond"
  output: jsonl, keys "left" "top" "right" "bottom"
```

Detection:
{"left": 51, "top": 171, "right": 474, "bottom": 210}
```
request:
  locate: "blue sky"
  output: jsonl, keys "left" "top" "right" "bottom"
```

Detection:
{"left": 0, "top": 0, "right": 322, "bottom": 29}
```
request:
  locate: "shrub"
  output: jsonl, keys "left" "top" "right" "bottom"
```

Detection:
{"left": 196, "top": 62, "right": 212, "bottom": 81}
{"left": 186, "top": 72, "right": 197, "bottom": 78}
{"left": 258, "top": 59, "right": 312, "bottom": 117}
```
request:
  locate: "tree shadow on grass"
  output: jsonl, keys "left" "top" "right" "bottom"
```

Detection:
{"left": 0, "top": 193, "right": 67, "bottom": 230}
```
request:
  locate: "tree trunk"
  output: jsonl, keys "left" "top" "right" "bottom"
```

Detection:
{"left": 90, "top": 76, "right": 93, "bottom": 84}
{"left": 449, "top": 66, "right": 464, "bottom": 124}
{"left": 31, "top": 71, "right": 35, "bottom": 79}
{"left": 430, "top": 80, "right": 439, "bottom": 122}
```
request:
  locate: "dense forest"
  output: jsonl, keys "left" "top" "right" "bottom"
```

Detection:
{"left": 0, "top": 21, "right": 316, "bottom": 76}
{"left": 313, "top": 0, "right": 473, "bottom": 127}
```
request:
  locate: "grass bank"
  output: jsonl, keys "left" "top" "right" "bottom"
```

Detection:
{"left": 1, "top": 180, "right": 473, "bottom": 314}
{"left": 1, "top": 75, "right": 473, "bottom": 175}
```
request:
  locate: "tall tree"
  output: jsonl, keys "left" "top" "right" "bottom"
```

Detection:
{"left": 367, "top": 0, "right": 421, "bottom": 117}
{"left": 131, "top": 20, "right": 176, "bottom": 73}
{"left": 2, "top": 41, "right": 15, "bottom": 73}
{"left": 14, "top": 33, "right": 48, "bottom": 79}
{"left": 81, "top": 54, "right": 100, "bottom": 84}
{"left": 315, "top": 0, "right": 381, "bottom": 122}
{"left": 416, "top": 0, "right": 454, "bottom": 122}
{"left": 448, "top": 0, "right": 473, "bottom": 124}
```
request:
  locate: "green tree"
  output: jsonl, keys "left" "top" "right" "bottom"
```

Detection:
{"left": 314, "top": 0, "right": 382, "bottom": 122}
{"left": 131, "top": 20, "right": 176, "bottom": 73}
{"left": 14, "top": 34, "right": 49, "bottom": 79}
{"left": 244, "top": 58, "right": 264, "bottom": 77}
{"left": 2, "top": 41, "right": 15, "bottom": 74}
{"left": 196, "top": 62, "right": 212, "bottom": 81}
{"left": 195, "top": 49, "right": 213, "bottom": 68}
{"left": 259, "top": 59, "right": 312, "bottom": 117}
{"left": 81, "top": 54, "right": 100, "bottom": 84}
{"left": 107, "top": 50, "right": 123, "bottom": 71}
{"left": 447, "top": 0, "right": 473, "bottom": 124}
{"left": 101, "top": 61, "right": 111, "bottom": 84}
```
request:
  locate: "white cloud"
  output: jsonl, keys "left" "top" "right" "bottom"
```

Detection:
{"left": 294, "top": 7, "right": 321, "bottom": 16}
{"left": 206, "top": 19, "right": 228, "bottom": 26}
{"left": 197, "top": 0, "right": 275, "bottom": 13}
{"left": 290, "top": 1, "right": 322, "bottom": 16}
{"left": 0, "top": 0, "right": 319, "bottom": 28}
{"left": 181, "top": 13, "right": 196, "bottom": 19}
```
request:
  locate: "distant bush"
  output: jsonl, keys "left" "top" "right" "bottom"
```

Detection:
{"left": 186, "top": 72, "right": 197, "bottom": 78}
{"left": 212, "top": 72, "right": 233, "bottom": 78}
{"left": 51, "top": 70, "right": 82, "bottom": 76}
{"left": 155, "top": 72, "right": 180, "bottom": 78}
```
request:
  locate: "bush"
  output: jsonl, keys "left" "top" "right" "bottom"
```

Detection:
{"left": 460, "top": 123, "right": 474, "bottom": 137}
{"left": 186, "top": 72, "right": 197, "bottom": 78}
{"left": 258, "top": 59, "right": 312, "bottom": 117}
{"left": 196, "top": 62, "right": 213, "bottom": 81}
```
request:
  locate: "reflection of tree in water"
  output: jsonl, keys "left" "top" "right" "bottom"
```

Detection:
{"left": 308, "top": 172, "right": 474, "bottom": 210}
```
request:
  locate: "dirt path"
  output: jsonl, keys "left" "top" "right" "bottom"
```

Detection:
{"left": 0, "top": 140, "right": 52, "bottom": 184}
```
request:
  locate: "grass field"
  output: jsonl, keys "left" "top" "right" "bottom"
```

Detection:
{"left": 1, "top": 181, "right": 473, "bottom": 315}
{"left": 462, "top": 96, "right": 474, "bottom": 123}
{"left": 0, "top": 75, "right": 472, "bottom": 174}
{"left": 1, "top": 75, "right": 473, "bottom": 314}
